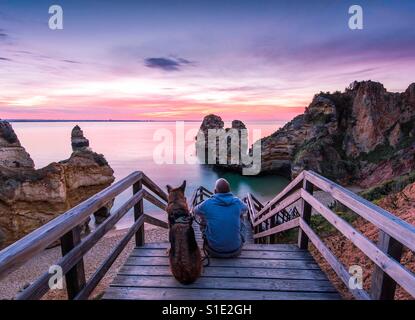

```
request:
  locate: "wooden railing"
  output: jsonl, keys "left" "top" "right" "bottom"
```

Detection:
{"left": 0, "top": 171, "right": 169, "bottom": 300}
{"left": 245, "top": 170, "right": 415, "bottom": 300}
{"left": 190, "top": 186, "right": 213, "bottom": 209}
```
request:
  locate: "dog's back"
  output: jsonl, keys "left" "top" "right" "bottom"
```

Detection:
{"left": 166, "top": 181, "right": 202, "bottom": 284}
{"left": 169, "top": 223, "right": 202, "bottom": 284}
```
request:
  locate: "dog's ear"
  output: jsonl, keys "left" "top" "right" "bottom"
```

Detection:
{"left": 179, "top": 180, "right": 186, "bottom": 192}
{"left": 166, "top": 185, "right": 172, "bottom": 193}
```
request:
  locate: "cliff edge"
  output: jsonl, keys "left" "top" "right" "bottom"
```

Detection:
{"left": 0, "top": 121, "right": 115, "bottom": 248}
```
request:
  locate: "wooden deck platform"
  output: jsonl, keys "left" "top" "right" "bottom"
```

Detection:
{"left": 3, "top": 171, "right": 415, "bottom": 300}
{"left": 103, "top": 218, "right": 340, "bottom": 300}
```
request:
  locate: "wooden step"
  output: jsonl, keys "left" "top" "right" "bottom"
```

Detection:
{"left": 102, "top": 242, "right": 341, "bottom": 300}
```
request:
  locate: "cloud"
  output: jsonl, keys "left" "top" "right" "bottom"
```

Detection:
{"left": 0, "top": 57, "right": 11, "bottom": 61}
{"left": 62, "top": 59, "right": 82, "bottom": 64}
{"left": 0, "top": 29, "right": 8, "bottom": 40}
{"left": 144, "top": 56, "right": 191, "bottom": 71}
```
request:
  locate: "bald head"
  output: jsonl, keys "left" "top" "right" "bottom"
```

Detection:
{"left": 215, "top": 178, "right": 231, "bottom": 194}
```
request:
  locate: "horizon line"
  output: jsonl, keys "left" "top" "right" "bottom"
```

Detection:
{"left": 4, "top": 118, "right": 287, "bottom": 123}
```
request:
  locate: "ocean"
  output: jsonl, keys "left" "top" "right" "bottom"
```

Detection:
{"left": 11, "top": 121, "right": 290, "bottom": 229}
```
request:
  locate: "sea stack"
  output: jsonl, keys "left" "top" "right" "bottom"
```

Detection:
{"left": 71, "top": 125, "right": 90, "bottom": 151}
{"left": 196, "top": 114, "right": 248, "bottom": 171}
{"left": 0, "top": 122, "right": 115, "bottom": 248}
{"left": 0, "top": 120, "right": 35, "bottom": 170}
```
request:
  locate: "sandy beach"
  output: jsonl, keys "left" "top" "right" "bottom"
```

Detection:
{"left": 0, "top": 224, "right": 168, "bottom": 300}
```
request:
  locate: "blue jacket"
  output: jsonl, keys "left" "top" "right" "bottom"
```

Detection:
{"left": 194, "top": 192, "right": 248, "bottom": 252}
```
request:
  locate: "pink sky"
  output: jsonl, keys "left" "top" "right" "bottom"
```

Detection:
{"left": 1, "top": 1, "right": 414, "bottom": 121}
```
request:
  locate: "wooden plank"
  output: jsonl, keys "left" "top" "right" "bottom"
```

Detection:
{"left": 254, "top": 218, "right": 299, "bottom": 239}
{"left": 111, "top": 275, "right": 338, "bottom": 293}
{"left": 102, "top": 287, "right": 340, "bottom": 300}
{"left": 298, "top": 180, "right": 313, "bottom": 249}
{"left": 60, "top": 226, "right": 86, "bottom": 300}
{"left": 143, "top": 190, "right": 167, "bottom": 211}
{"left": 130, "top": 247, "right": 313, "bottom": 260}
{"left": 305, "top": 170, "right": 415, "bottom": 252}
{"left": 74, "top": 215, "right": 145, "bottom": 300}
{"left": 140, "top": 242, "right": 302, "bottom": 251}
{"left": 200, "top": 186, "right": 213, "bottom": 195}
{"left": 246, "top": 194, "right": 258, "bottom": 224}
{"left": 133, "top": 180, "right": 145, "bottom": 246}
{"left": 0, "top": 171, "right": 143, "bottom": 280}
{"left": 125, "top": 256, "right": 321, "bottom": 270}
{"left": 255, "top": 171, "right": 304, "bottom": 218}
{"left": 301, "top": 190, "right": 415, "bottom": 297}
{"left": 143, "top": 214, "right": 168, "bottom": 229}
{"left": 253, "top": 190, "right": 301, "bottom": 227}
{"left": 141, "top": 173, "right": 168, "bottom": 202}
{"left": 16, "top": 190, "right": 145, "bottom": 300}
{"left": 118, "top": 265, "right": 330, "bottom": 281}
{"left": 269, "top": 213, "right": 277, "bottom": 244}
{"left": 189, "top": 188, "right": 199, "bottom": 209}
{"left": 250, "top": 194, "right": 264, "bottom": 210}
{"left": 370, "top": 231, "right": 404, "bottom": 300}
{"left": 299, "top": 218, "right": 371, "bottom": 300}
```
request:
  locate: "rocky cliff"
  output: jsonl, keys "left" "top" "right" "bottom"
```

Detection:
{"left": 260, "top": 81, "right": 415, "bottom": 186}
{"left": 197, "top": 81, "right": 415, "bottom": 187}
{"left": 0, "top": 121, "right": 115, "bottom": 248}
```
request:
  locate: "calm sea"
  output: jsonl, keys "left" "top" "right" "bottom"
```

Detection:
{"left": 12, "top": 121, "right": 289, "bottom": 229}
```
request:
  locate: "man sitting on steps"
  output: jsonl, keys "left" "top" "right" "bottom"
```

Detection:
{"left": 194, "top": 178, "right": 247, "bottom": 258}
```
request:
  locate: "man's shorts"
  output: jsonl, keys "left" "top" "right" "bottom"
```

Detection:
{"left": 204, "top": 242, "right": 243, "bottom": 258}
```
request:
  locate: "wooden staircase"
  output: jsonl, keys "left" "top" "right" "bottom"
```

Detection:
{"left": 0, "top": 170, "right": 414, "bottom": 300}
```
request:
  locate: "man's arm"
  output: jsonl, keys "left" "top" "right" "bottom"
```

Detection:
{"left": 193, "top": 202, "right": 207, "bottom": 229}
{"left": 238, "top": 199, "right": 248, "bottom": 215}
{"left": 193, "top": 202, "right": 205, "bottom": 217}
{"left": 238, "top": 199, "right": 248, "bottom": 243}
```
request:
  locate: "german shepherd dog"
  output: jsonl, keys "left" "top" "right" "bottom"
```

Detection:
{"left": 166, "top": 181, "right": 202, "bottom": 284}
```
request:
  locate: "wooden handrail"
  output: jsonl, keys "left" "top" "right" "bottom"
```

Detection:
{"left": 254, "top": 171, "right": 305, "bottom": 220}
{"left": 298, "top": 218, "right": 371, "bottom": 300}
{"left": 301, "top": 188, "right": 415, "bottom": 297}
{"left": 253, "top": 190, "right": 301, "bottom": 227}
{"left": 304, "top": 170, "right": 415, "bottom": 252}
{"left": 0, "top": 171, "right": 143, "bottom": 280}
{"left": 190, "top": 186, "right": 212, "bottom": 209}
{"left": 250, "top": 170, "right": 415, "bottom": 300}
{"left": 15, "top": 189, "right": 145, "bottom": 300}
{"left": 0, "top": 170, "right": 170, "bottom": 300}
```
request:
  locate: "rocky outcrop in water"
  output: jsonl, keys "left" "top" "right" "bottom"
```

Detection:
{"left": 196, "top": 114, "right": 248, "bottom": 172}
{"left": 71, "top": 125, "right": 90, "bottom": 151}
{"left": 259, "top": 80, "right": 415, "bottom": 186}
{"left": 0, "top": 121, "right": 115, "bottom": 248}
{"left": 0, "top": 121, "right": 35, "bottom": 170}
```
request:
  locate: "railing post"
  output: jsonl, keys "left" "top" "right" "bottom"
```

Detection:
{"left": 298, "top": 179, "right": 313, "bottom": 249}
{"left": 370, "top": 231, "right": 403, "bottom": 300}
{"left": 133, "top": 180, "right": 145, "bottom": 246}
{"left": 60, "top": 225, "right": 86, "bottom": 299}
{"left": 270, "top": 215, "right": 277, "bottom": 244}
{"left": 265, "top": 220, "right": 270, "bottom": 244}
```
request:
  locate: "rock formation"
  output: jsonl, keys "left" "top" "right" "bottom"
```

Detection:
{"left": 71, "top": 125, "right": 90, "bottom": 151}
{"left": 259, "top": 80, "right": 415, "bottom": 186}
{"left": 0, "top": 121, "right": 35, "bottom": 170}
{"left": 196, "top": 114, "right": 248, "bottom": 171}
{"left": 0, "top": 121, "right": 115, "bottom": 248}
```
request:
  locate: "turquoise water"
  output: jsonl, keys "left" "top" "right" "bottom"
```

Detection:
{"left": 12, "top": 121, "right": 289, "bottom": 228}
